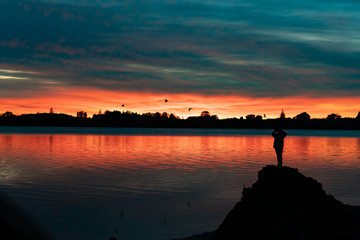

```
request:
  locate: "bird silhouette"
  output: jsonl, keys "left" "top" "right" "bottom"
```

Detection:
{"left": 164, "top": 99, "right": 168, "bottom": 103}
{"left": 188, "top": 108, "right": 193, "bottom": 112}
{"left": 121, "top": 104, "right": 125, "bottom": 107}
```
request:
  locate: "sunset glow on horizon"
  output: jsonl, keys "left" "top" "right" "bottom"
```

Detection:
{"left": 1, "top": 87, "right": 359, "bottom": 119}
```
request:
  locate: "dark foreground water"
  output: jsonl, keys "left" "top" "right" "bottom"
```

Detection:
{"left": 0, "top": 127, "right": 359, "bottom": 240}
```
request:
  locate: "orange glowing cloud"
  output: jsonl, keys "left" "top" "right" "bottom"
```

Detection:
{"left": 0, "top": 87, "right": 359, "bottom": 119}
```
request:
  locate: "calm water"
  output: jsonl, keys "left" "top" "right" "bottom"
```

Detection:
{"left": 0, "top": 127, "right": 360, "bottom": 240}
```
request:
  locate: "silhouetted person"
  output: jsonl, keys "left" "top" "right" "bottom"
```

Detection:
{"left": 272, "top": 128, "right": 287, "bottom": 167}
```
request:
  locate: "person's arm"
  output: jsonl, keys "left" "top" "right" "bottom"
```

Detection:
{"left": 272, "top": 131, "right": 276, "bottom": 137}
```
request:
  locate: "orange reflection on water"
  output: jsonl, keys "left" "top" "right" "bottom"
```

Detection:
{"left": 1, "top": 131, "right": 359, "bottom": 240}
{"left": 285, "top": 136, "right": 360, "bottom": 167}
{"left": 0, "top": 134, "right": 271, "bottom": 170}
{"left": 0, "top": 134, "right": 359, "bottom": 173}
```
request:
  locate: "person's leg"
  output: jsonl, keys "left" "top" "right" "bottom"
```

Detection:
{"left": 275, "top": 148, "right": 283, "bottom": 167}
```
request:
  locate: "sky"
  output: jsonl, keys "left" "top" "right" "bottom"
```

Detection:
{"left": 0, "top": 0, "right": 360, "bottom": 119}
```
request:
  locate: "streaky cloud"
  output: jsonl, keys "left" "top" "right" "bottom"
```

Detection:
{"left": 0, "top": 0, "right": 359, "bottom": 101}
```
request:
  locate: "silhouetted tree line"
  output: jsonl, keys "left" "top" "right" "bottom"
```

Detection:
{"left": 0, "top": 110, "right": 359, "bottom": 129}
{"left": 91, "top": 110, "right": 181, "bottom": 127}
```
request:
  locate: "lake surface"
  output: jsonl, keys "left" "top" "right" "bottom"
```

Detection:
{"left": 0, "top": 127, "right": 360, "bottom": 240}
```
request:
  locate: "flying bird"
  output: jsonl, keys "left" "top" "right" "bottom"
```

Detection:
{"left": 121, "top": 104, "right": 125, "bottom": 107}
{"left": 164, "top": 99, "right": 168, "bottom": 103}
{"left": 188, "top": 108, "right": 193, "bottom": 112}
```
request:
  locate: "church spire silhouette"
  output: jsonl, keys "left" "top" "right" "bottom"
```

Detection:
{"left": 280, "top": 109, "right": 285, "bottom": 119}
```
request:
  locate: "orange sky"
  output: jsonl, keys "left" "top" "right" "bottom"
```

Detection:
{"left": 1, "top": 88, "right": 359, "bottom": 119}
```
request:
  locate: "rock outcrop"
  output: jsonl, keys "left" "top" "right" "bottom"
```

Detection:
{"left": 214, "top": 165, "right": 359, "bottom": 240}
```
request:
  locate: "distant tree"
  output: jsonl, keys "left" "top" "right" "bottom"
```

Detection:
{"left": 154, "top": 112, "right": 161, "bottom": 118}
{"left": 356, "top": 111, "right": 360, "bottom": 120}
{"left": 2, "top": 111, "right": 14, "bottom": 117}
{"left": 162, "top": 112, "right": 168, "bottom": 118}
{"left": 201, "top": 111, "right": 210, "bottom": 117}
{"left": 280, "top": 109, "right": 285, "bottom": 119}
{"left": 169, "top": 113, "right": 180, "bottom": 119}
{"left": 255, "top": 115, "right": 263, "bottom": 120}
{"left": 326, "top": 113, "right": 341, "bottom": 120}
{"left": 77, "top": 111, "right": 87, "bottom": 118}
{"left": 50, "top": 108, "right": 54, "bottom": 114}
{"left": 295, "top": 112, "right": 310, "bottom": 120}
{"left": 246, "top": 114, "right": 256, "bottom": 120}
{"left": 211, "top": 115, "right": 218, "bottom": 120}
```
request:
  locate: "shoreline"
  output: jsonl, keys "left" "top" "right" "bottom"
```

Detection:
{"left": 0, "top": 126, "right": 360, "bottom": 138}
{"left": 0, "top": 114, "right": 359, "bottom": 130}
{"left": 1, "top": 124, "right": 360, "bottom": 131}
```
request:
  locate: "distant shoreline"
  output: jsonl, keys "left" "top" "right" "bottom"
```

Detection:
{"left": 0, "top": 118, "right": 359, "bottom": 130}
{"left": 1, "top": 127, "right": 360, "bottom": 139}
{"left": 1, "top": 111, "right": 359, "bottom": 130}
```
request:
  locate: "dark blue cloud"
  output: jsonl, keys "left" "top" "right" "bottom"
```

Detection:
{"left": 0, "top": 0, "right": 359, "bottom": 98}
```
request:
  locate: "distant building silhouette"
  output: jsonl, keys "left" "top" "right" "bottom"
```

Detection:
{"left": 280, "top": 109, "right": 285, "bottom": 119}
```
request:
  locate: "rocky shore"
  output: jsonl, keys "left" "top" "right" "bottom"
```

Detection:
{"left": 175, "top": 165, "right": 360, "bottom": 240}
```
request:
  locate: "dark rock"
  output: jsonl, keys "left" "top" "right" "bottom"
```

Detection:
{"left": 214, "top": 165, "right": 359, "bottom": 240}
{"left": 174, "top": 232, "right": 215, "bottom": 240}
{"left": 0, "top": 193, "right": 53, "bottom": 240}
